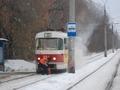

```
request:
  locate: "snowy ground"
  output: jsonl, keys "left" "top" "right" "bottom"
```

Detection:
{"left": 15, "top": 50, "right": 120, "bottom": 90}
{"left": 110, "top": 57, "right": 120, "bottom": 90}
{"left": 0, "top": 50, "right": 120, "bottom": 90}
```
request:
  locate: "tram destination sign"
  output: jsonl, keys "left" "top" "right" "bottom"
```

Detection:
{"left": 67, "top": 22, "right": 76, "bottom": 37}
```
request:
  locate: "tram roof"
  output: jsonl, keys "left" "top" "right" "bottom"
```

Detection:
{"left": 35, "top": 31, "right": 67, "bottom": 39}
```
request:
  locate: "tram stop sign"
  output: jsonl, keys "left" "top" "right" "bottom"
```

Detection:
{"left": 67, "top": 22, "right": 76, "bottom": 37}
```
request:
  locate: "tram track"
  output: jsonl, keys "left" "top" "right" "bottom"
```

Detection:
{"left": 13, "top": 75, "right": 55, "bottom": 90}
{"left": 0, "top": 73, "right": 57, "bottom": 90}
{"left": 66, "top": 52, "right": 118, "bottom": 90}
{"left": 14, "top": 51, "right": 117, "bottom": 90}
{"left": 77, "top": 52, "right": 105, "bottom": 70}
{"left": 13, "top": 52, "right": 118, "bottom": 90}
{"left": 79, "top": 51, "right": 114, "bottom": 70}
{"left": 85, "top": 50, "right": 112, "bottom": 62}
{"left": 0, "top": 53, "right": 104, "bottom": 85}
{"left": 0, "top": 51, "right": 117, "bottom": 90}
{"left": 0, "top": 73, "right": 35, "bottom": 84}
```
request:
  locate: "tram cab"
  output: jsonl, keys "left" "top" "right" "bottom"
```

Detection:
{"left": 35, "top": 31, "right": 68, "bottom": 73}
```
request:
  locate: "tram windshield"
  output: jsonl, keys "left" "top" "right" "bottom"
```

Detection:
{"left": 36, "top": 38, "right": 63, "bottom": 50}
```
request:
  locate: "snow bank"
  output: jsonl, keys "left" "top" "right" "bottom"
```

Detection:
{"left": 5, "top": 60, "right": 36, "bottom": 72}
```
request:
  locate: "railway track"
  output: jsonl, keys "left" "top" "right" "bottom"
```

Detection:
{"left": 0, "top": 51, "right": 117, "bottom": 90}
{"left": 66, "top": 52, "right": 118, "bottom": 90}
{"left": 85, "top": 50, "right": 112, "bottom": 61}
{"left": 0, "top": 72, "right": 57, "bottom": 90}
{"left": 14, "top": 51, "right": 118, "bottom": 90}
{"left": 0, "top": 73, "right": 35, "bottom": 84}
{"left": 14, "top": 53, "right": 106, "bottom": 90}
{"left": 76, "top": 52, "right": 105, "bottom": 70}
{"left": 78, "top": 51, "right": 115, "bottom": 70}
{"left": 14, "top": 75, "right": 55, "bottom": 90}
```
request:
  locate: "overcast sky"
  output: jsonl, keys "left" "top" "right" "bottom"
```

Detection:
{"left": 93, "top": 0, "right": 120, "bottom": 31}
{"left": 106, "top": 0, "right": 120, "bottom": 31}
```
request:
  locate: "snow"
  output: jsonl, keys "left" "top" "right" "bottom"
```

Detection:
{"left": 0, "top": 51, "right": 120, "bottom": 90}
{"left": 17, "top": 51, "right": 120, "bottom": 90}
{"left": 71, "top": 52, "right": 119, "bottom": 90}
{"left": 5, "top": 60, "right": 36, "bottom": 72}
{"left": 110, "top": 58, "right": 120, "bottom": 90}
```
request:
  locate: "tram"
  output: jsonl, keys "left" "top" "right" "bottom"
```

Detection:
{"left": 35, "top": 31, "right": 68, "bottom": 73}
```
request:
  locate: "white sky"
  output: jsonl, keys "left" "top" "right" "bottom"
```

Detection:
{"left": 93, "top": 0, "right": 120, "bottom": 32}
{"left": 93, "top": 0, "right": 120, "bottom": 19}
{"left": 106, "top": 0, "right": 120, "bottom": 32}
{"left": 106, "top": 0, "right": 120, "bottom": 23}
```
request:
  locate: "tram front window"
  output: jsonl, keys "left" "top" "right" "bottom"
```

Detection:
{"left": 36, "top": 38, "right": 63, "bottom": 50}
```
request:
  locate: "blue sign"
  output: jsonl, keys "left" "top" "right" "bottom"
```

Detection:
{"left": 67, "top": 22, "right": 76, "bottom": 37}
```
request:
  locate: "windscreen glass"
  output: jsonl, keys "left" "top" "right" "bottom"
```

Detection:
{"left": 36, "top": 38, "right": 63, "bottom": 50}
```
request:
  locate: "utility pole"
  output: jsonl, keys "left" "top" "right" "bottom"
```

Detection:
{"left": 104, "top": 8, "right": 107, "bottom": 57}
{"left": 113, "top": 23, "right": 119, "bottom": 50}
{"left": 67, "top": 0, "right": 76, "bottom": 73}
{"left": 115, "top": 30, "right": 118, "bottom": 50}
{"left": 112, "top": 24, "right": 114, "bottom": 53}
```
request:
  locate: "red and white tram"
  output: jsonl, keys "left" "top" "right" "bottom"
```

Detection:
{"left": 35, "top": 31, "right": 68, "bottom": 73}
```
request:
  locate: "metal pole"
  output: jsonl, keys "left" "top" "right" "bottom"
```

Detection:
{"left": 116, "top": 30, "right": 118, "bottom": 50}
{"left": 104, "top": 8, "right": 107, "bottom": 57}
{"left": 69, "top": 0, "right": 75, "bottom": 22}
{"left": 68, "top": 0, "right": 75, "bottom": 73}
{"left": 112, "top": 24, "right": 114, "bottom": 53}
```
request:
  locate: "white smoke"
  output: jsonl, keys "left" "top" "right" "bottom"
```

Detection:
{"left": 74, "top": 0, "right": 103, "bottom": 57}
{"left": 74, "top": 23, "right": 98, "bottom": 69}
{"left": 75, "top": 23, "right": 97, "bottom": 56}
{"left": 74, "top": 0, "right": 104, "bottom": 69}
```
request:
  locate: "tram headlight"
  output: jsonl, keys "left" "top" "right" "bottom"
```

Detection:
{"left": 37, "top": 57, "right": 41, "bottom": 60}
{"left": 53, "top": 57, "right": 56, "bottom": 61}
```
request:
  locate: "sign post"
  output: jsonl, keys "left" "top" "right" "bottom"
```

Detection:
{"left": 67, "top": 0, "right": 76, "bottom": 73}
{"left": 67, "top": 22, "right": 76, "bottom": 73}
